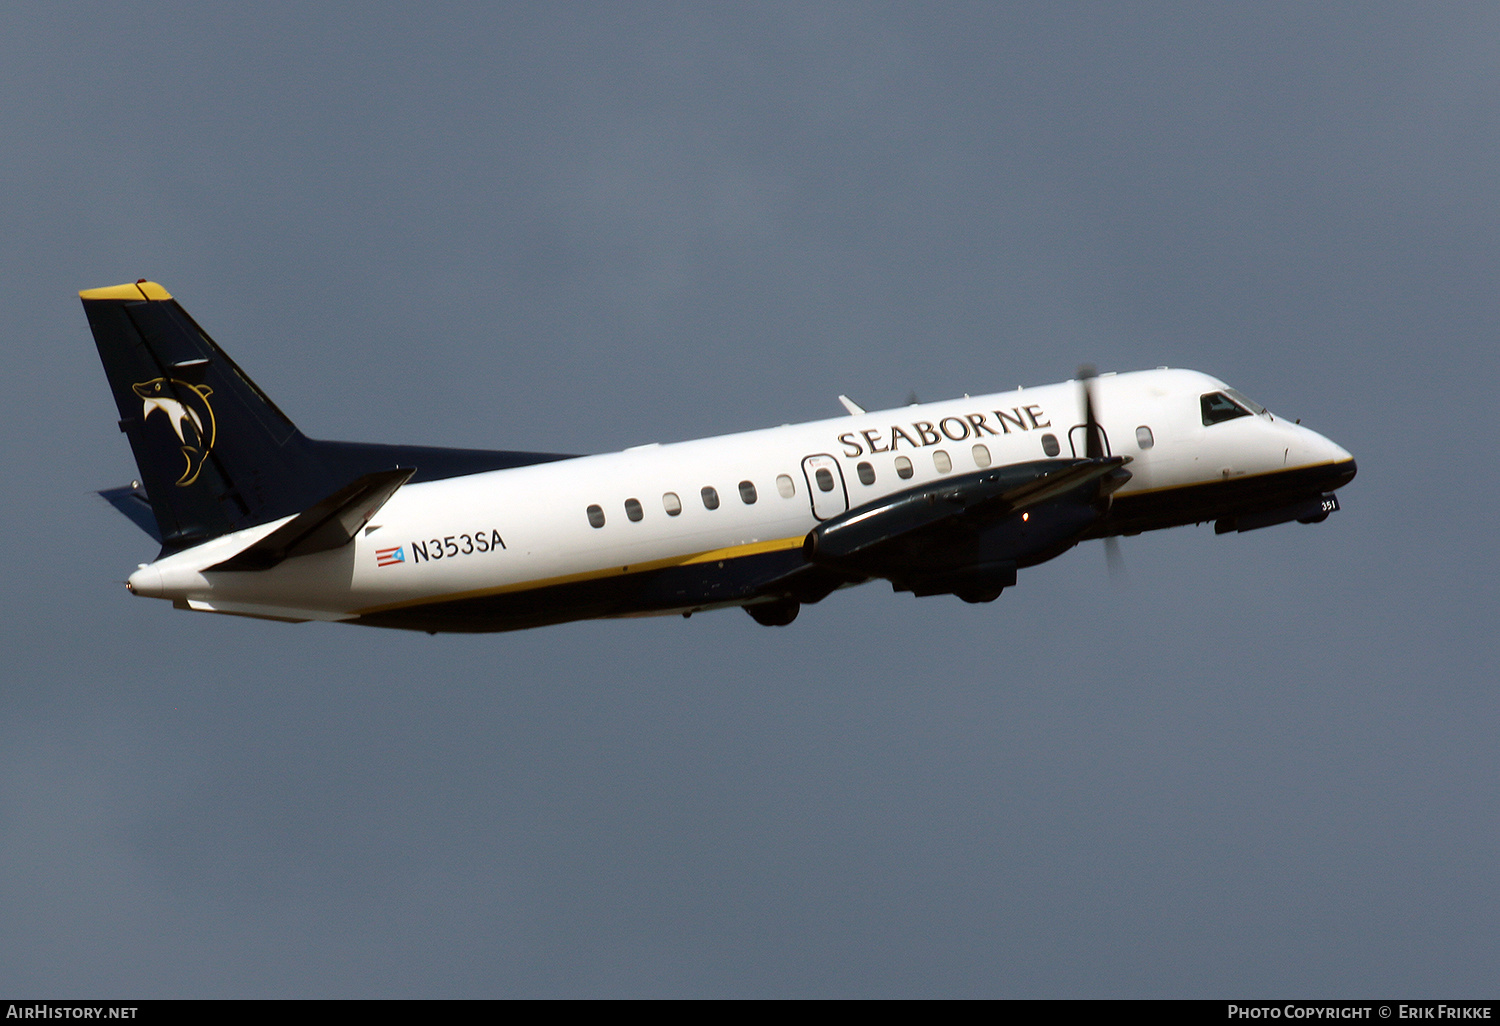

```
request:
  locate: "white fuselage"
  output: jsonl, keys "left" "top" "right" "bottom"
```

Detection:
{"left": 126, "top": 368, "right": 1353, "bottom": 627}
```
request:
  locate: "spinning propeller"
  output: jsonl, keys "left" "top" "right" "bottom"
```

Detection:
{"left": 1078, "top": 364, "right": 1126, "bottom": 581}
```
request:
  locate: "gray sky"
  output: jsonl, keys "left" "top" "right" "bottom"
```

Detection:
{"left": 2, "top": 1, "right": 1496, "bottom": 997}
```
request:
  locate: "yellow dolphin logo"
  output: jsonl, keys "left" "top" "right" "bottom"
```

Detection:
{"left": 132, "top": 378, "right": 217, "bottom": 486}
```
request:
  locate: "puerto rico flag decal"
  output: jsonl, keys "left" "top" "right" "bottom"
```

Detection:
{"left": 376, "top": 545, "right": 405, "bottom": 567}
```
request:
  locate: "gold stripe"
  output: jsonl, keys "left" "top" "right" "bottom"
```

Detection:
{"left": 352, "top": 535, "right": 805, "bottom": 615}
{"left": 79, "top": 281, "right": 173, "bottom": 301}
{"left": 680, "top": 536, "right": 804, "bottom": 564}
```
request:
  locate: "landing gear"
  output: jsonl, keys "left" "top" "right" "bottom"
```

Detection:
{"left": 956, "top": 588, "right": 1003, "bottom": 604}
{"left": 746, "top": 599, "right": 800, "bottom": 626}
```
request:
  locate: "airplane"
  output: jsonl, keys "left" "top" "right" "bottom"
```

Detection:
{"left": 83, "top": 280, "right": 1357, "bottom": 633}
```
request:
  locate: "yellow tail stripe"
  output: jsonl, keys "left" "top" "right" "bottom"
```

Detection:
{"left": 79, "top": 281, "right": 173, "bottom": 301}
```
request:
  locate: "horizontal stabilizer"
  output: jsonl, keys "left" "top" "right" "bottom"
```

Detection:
{"left": 181, "top": 598, "right": 357, "bottom": 623}
{"left": 98, "top": 482, "right": 161, "bottom": 542}
{"left": 209, "top": 467, "right": 414, "bottom": 572}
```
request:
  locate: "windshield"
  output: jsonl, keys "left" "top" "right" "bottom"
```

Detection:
{"left": 1201, "top": 391, "right": 1250, "bottom": 426}
{"left": 1224, "top": 387, "right": 1267, "bottom": 416}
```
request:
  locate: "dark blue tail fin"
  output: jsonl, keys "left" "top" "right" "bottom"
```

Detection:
{"left": 83, "top": 281, "right": 576, "bottom": 554}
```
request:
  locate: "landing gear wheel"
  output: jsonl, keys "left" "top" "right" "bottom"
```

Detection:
{"left": 957, "top": 589, "right": 1003, "bottom": 604}
{"left": 746, "top": 599, "right": 800, "bottom": 626}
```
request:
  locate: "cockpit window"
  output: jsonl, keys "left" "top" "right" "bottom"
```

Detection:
{"left": 1201, "top": 391, "right": 1251, "bottom": 426}
{"left": 1224, "top": 388, "right": 1267, "bottom": 416}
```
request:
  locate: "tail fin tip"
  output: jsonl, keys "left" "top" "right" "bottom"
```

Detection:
{"left": 79, "top": 280, "right": 173, "bottom": 302}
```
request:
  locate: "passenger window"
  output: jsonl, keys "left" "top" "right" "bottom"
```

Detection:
{"left": 1135, "top": 425, "right": 1154, "bottom": 450}
{"left": 1041, "top": 433, "right": 1060, "bottom": 457}
{"left": 739, "top": 480, "right": 757, "bottom": 504}
{"left": 972, "top": 444, "right": 991, "bottom": 468}
{"left": 815, "top": 468, "right": 835, "bottom": 492}
{"left": 895, "top": 456, "right": 914, "bottom": 479}
{"left": 586, "top": 504, "right": 605, "bottom": 529}
{"left": 624, "top": 498, "right": 643, "bottom": 522}
{"left": 663, "top": 492, "right": 682, "bottom": 516}
{"left": 776, "top": 474, "right": 795, "bottom": 498}
{"left": 701, "top": 486, "right": 720, "bottom": 510}
{"left": 933, "top": 450, "right": 952, "bottom": 474}
{"left": 1201, "top": 392, "right": 1250, "bottom": 426}
{"left": 856, "top": 461, "right": 876, "bottom": 485}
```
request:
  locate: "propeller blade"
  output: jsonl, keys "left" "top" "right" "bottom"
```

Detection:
{"left": 1078, "top": 364, "right": 1104, "bottom": 459}
{"left": 1079, "top": 364, "right": 1126, "bottom": 580}
{"left": 1105, "top": 534, "right": 1126, "bottom": 583}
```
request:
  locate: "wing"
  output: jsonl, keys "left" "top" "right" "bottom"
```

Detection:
{"left": 802, "top": 456, "right": 1131, "bottom": 600}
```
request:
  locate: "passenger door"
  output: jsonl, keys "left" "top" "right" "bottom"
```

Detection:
{"left": 801, "top": 454, "right": 849, "bottom": 521}
{"left": 1068, "top": 424, "right": 1112, "bottom": 458}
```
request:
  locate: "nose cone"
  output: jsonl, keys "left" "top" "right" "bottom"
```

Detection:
{"left": 1293, "top": 423, "right": 1357, "bottom": 490}
{"left": 1325, "top": 437, "right": 1355, "bottom": 467}
{"left": 1328, "top": 455, "right": 1358, "bottom": 490}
